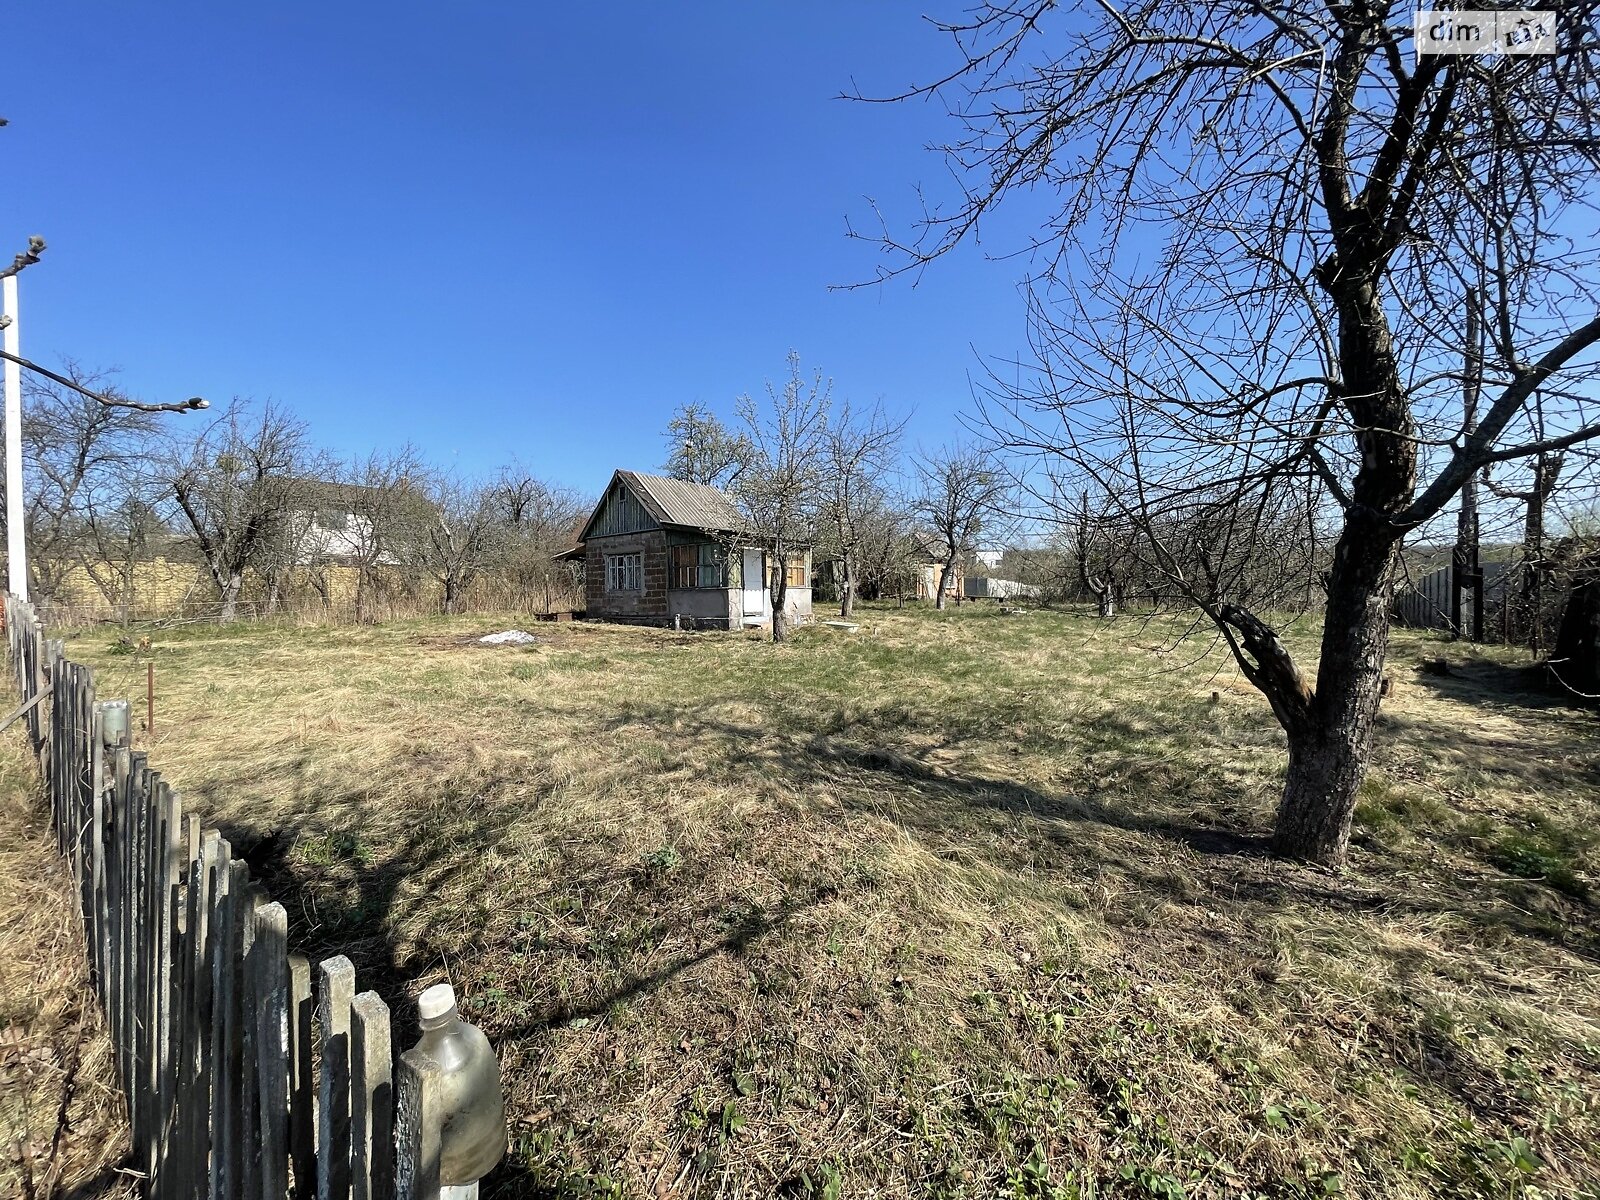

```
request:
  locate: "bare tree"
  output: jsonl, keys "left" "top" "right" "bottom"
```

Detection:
{"left": 1487, "top": 386, "right": 1573, "bottom": 651}
{"left": 11, "top": 364, "right": 158, "bottom": 605}
{"left": 663, "top": 403, "right": 753, "bottom": 489}
{"left": 730, "top": 353, "right": 831, "bottom": 643}
{"left": 823, "top": 401, "right": 906, "bottom": 618}
{"left": 487, "top": 466, "right": 589, "bottom": 612}
{"left": 79, "top": 493, "right": 166, "bottom": 622}
{"left": 853, "top": 497, "right": 922, "bottom": 603}
{"left": 414, "top": 473, "right": 500, "bottom": 616}
{"left": 859, "top": 1, "right": 1600, "bottom": 866}
{"left": 914, "top": 445, "right": 1006, "bottom": 611}
{"left": 163, "top": 402, "right": 308, "bottom": 621}
{"left": 1073, "top": 489, "right": 1121, "bottom": 619}
{"left": 313, "top": 449, "right": 431, "bottom": 622}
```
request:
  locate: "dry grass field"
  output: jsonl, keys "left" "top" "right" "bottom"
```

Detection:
{"left": 50, "top": 603, "right": 1600, "bottom": 1199}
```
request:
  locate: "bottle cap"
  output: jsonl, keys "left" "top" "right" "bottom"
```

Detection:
{"left": 417, "top": 982, "right": 456, "bottom": 1022}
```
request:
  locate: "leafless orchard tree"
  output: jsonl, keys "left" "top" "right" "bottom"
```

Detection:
{"left": 858, "top": 0, "right": 1600, "bottom": 866}
{"left": 849, "top": 496, "right": 923, "bottom": 602}
{"left": 163, "top": 402, "right": 309, "bottom": 622}
{"left": 78, "top": 494, "right": 165, "bottom": 622}
{"left": 414, "top": 473, "right": 501, "bottom": 616}
{"left": 11, "top": 364, "right": 158, "bottom": 604}
{"left": 313, "top": 449, "right": 430, "bottom": 622}
{"left": 663, "top": 403, "right": 754, "bottom": 489}
{"left": 914, "top": 445, "right": 1007, "bottom": 610}
{"left": 487, "top": 467, "right": 589, "bottom": 612}
{"left": 823, "top": 400, "right": 907, "bottom": 618}
{"left": 730, "top": 352, "right": 831, "bottom": 643}
{"left": 1073, "top": 489, "right": 1124, "bottom": 619}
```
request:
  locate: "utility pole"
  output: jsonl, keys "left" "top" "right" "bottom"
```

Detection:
{"left": 3, "top": 274, "right": 25, "bottom": 601}
{"left": 1452, "top": 287, "right": 1483, "bottom": 642}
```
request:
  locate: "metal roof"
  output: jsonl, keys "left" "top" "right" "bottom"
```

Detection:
{"left": 616, "top": 470, "right": 744, "bottom": 532}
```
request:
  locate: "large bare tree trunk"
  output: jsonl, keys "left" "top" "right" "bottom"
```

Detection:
{"left": 1273, "top": 606, "right": 1393, "bottom": 861}
{"left": 769, "top": 557, "right": 790, "bottom": 644}
{"left": 1270, "top": 495, "right": 1405, "bottom": 863}
{"left": 1268, "top": 260, "right": 1414, "bottom": 865}
{"left": 1522, "top": 454, "right": 1563, "bottom": 653}
{"left": 219, "top": 570, "right": 244, "bottom": 623}
{"left": 840, "top": 554, "right": 855, "bottom": 620}
{"left": 935, "top": 557, "right": 957, "bottom": 610}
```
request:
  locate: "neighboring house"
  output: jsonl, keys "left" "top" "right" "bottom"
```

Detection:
{"left": 973, "top": 548, "right": 1005, "bottom": 570}
{"left": 911, "top": 535, "right": 964, "bottom": 602}
{"left": 558, "top": 470, "right": 812, "bottom": 630}
{"left": 289, "top": 479, "right": 411, "bottom": 565}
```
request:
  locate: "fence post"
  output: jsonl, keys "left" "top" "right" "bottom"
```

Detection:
{"left": 205, "top": 838, "right": 234, "bottom": 1198}
{"left": 254, "top": 902, "right": 292, "bottom": 1200}
{"left": 395, "top": 1049, "right": 444, "bottom": 1200}
{"left": 239, "top": 883, "right": 269, "bottom": 1200}
{"left": 318, "top": 955, "right": 357, "bottom": 1200}
{"left": 88, "top": 703, "right": 108, "bottom": 1001}
{"left": 218, "top": 859, "right": 252, "bottom": 1197}
{"left": 351, "top": 991, "right": 395, "bottom": 1200}
{"left": 288, "top": 955, "right": 317, "bottom": 1198}
{"left": 149, "top": 783, "right": 182, "bottom": 1186}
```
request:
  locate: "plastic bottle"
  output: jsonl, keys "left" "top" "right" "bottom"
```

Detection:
{"left": 413, "top": 982, "right": 507, "bottom": 1195}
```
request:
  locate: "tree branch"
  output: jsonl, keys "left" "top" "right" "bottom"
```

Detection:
{"left": 0, "top": 348, "right": 208, "bottom": 414}
{"left": 1403, "top": 311, "right": 1600, "bottom": 525}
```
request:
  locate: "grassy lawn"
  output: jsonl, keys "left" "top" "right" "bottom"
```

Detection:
{"left": 66, "top": 603, "right": 1600, "bottom": 1199}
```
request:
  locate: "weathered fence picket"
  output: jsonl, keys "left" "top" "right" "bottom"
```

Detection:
{"left": 290, "top": 953, "right": 319, "bottom": 1196}
{"left": 3, "top": 592, "right": 478, "bottom": 1199}
{"left": 352, "top": 991, "right": 395, "bottom": 1200}
{"left": 319, "top": 954, "right": 358, "bottom": 1200}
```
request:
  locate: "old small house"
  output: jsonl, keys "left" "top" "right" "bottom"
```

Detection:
{"left": 911, "top": 535, "right": 964, "bottom": 602}
{"left": 559, "top": 470, "right": 812, "bottom": 630}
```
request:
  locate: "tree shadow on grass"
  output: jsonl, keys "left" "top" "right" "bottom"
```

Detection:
{"left": 188, "top": 752, "right": 519, "bottom": 1002}
{"left": 492, "top": 887, "right": 826, "bottom": 1040}
{"left": 610, "top": 699, "right": 1600, "bottom": 972}
{"left": 1404, "top": 653, "right": 1591, "bottom": 715}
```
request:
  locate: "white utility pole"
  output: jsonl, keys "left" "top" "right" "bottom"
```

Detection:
{"left": 3, "top": 274, "right": 25, "bottom": 601}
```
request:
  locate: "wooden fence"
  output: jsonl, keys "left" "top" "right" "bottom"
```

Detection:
{"left": 4, "top": 592, "right": 474, "bottom": 1199}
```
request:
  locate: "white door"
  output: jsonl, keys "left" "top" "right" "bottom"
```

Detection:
{"left": 741, "top": 549, "right": 766, "bottom": 625}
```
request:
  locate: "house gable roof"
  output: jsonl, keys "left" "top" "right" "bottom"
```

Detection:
{"left": 577, "top": 470, "right": 744, "bottom": 542}
{"left": 621, "top": 471, "right": 744, "bottom": 531}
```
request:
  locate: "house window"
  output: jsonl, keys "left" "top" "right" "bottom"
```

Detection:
{"left": 785, "top": 555, "right": 808, "bottom": 589}
{"left": 673, "top": 543, "right": 725, "bottom": 589}
{"left": 605, "top": 553, "right": 643, "bottom": 592}
{"left": 317, "top": 508, "right": 350, "bottom": 532}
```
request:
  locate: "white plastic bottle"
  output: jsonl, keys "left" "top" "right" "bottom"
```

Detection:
{"left": 414, "top": 982, "right": 507, "bottom": 1199}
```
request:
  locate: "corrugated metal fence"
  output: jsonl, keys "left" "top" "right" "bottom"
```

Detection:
{"left": 1392, "top": 561, "right": 1512, "bottom": 633}
{"left": 4, "top": 592, "right": 467, "bottom": 1199}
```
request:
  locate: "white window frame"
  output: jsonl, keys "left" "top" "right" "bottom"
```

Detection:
{"left": 605, "top": 552, "right": 643, "bottom": 593}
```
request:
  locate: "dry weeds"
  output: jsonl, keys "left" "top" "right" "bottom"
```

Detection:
{"left": 0, "top": 735, "right": 134, "bottom": 1200}
{"left": 61, "top": 604, "right": 1600, "bottom": 1199}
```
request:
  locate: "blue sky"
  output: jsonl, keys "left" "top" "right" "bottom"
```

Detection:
{"left": 6, "top": 2, "right": 1046, "bottom": 492}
